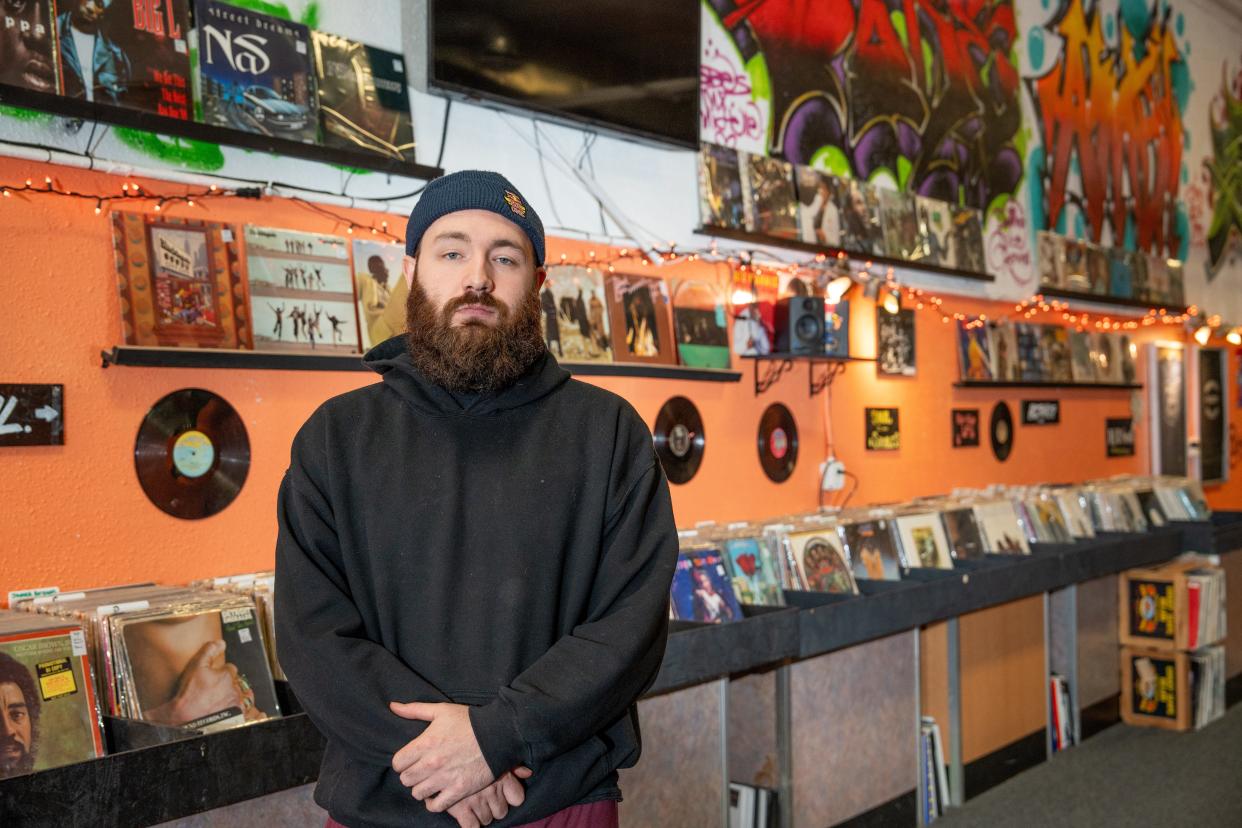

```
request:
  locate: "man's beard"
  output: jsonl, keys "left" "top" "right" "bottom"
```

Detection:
{"left": 0, "top": 736, "right": 34, "bottom": 778}
{"left": 405, "top": 278, "right": 547, "bottom": 395}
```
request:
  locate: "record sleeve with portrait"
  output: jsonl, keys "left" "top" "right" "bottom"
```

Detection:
{"left": 351, "top": 238, "right": 405, "bottom": 351}
{"left": 113, "top": 600, "right": 281, "bottom": 732}
{"left": 603, "top": 272, "right": 676, "bottom": 365}
{"left": 1069, "top": 330, "right": 1097, "bottom": 383}
{"left": 952, "top": 205, "right": 986, "bottom": 274}
{"left": 0, "top": 0, "right": 58, "bottom": 94}
{"left": 244, "top": 226, "right": 359, "bottom": 354}
{"left": 743, "top": 154, "right": 799, "bottom": 239}
{"left": 894, "top": 513, "right": 953, "bottom": 569}
{"left": 540, "top": 265, "right": 613, "bottom": 363}
{"left": 785, "top": 528, "right": 858, "bottom": 594}
{"left": 1037, "top": 231, "right": 1064, "bottom": 288}
{"left": 1039, "top": 325, "right": 1074, "bottom": 382}
{"left": 876, "top": 308, "right": 916, "bottom": 377}
{"left": 957, "top": 321, "right": 994, "bottom": 381}
{"left": 1015, "top": 323, "right": 1045, "bottom": 382}
{"left": 669, "top": 547, "right": 743, "bottom": 624}
{"left": 880, "top": 189, "right": 922, "bottom": 261}
{"left": 917, "top": 196, "right": 956, "bottom": 267}
{"left": 840, "top": 519, "right": 903, "bottom": 581}
{"left": 794, "top": 166, "right": 845, "bottom": 247}
{"left": 672, "top": 279, "right": 731, "bottom": 369}
{"left": 723, "top": 536, "right": 785, "bottom": 605}
{"left": 989, "top": 322, "right": 1019, "bottom": 382}
{"left": 0, "top": 617, "right": 105, "bottom": 779}
{"left": 836, "top": 179, "right": 886, "bottom": 256}
{"left": 112, "top": 211, "right": 252, "bottom": 350}
{"left": 940, "top": 508, "right": 986, "bottom": 560}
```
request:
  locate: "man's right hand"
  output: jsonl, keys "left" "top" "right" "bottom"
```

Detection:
{"left": 445, "top": 766, "right": 533, "bottom": 828}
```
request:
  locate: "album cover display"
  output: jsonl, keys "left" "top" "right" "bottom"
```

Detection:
{"left": 1109, "top": 249, "right": 1135, "bottom": 299}
{"left": 672, "top": 280, "right": 730, "bottom": 368}
{"left": 1055, "top": 490, "right": 1096, "bottom": 538}
{"left": 824, "top": 300, "right": 849, "bottom": 357}
{"left": 894, "top": 513, "right": 953, "bottom": 569}
{"left": 1167, "top": 260, "right": 1185, "bottom": 306}
{"left": 1093, "top": 332, "right": 1124, "bottom": 384}
{"left": 1135, "top": 489, "right": 1168, "bottom": 527}
{"left": 880, "top": 190, "right": 921, "bottom": 261}
{"left": 244, "top": 226, "right": 358, "bottom": 354}
{"left": 730, "top": 268, "right": 777, "bottom": 357}
{"left": 917, "top": 197, "right": 955, "bottom": 268}
{"left": 1062, "top": 239, "right": 1089, "bottom": 292}
{"left": 670, "top": 547, "right": 743, "bottom": 624}
{"left": 723, "top": 536, "right": 784, "bottom": 605}
{"left": 1037, "top": 232, "right": 1063, "bottom": 288}
{"left": 744, "top": 155, "right": 798, "bottom": 239}
{"left": 603, "top": 273, "right": 676, "bottom": 365}
{"left": 0, "top": 0, "right": 57, "bottom": 93}
{"left": 352, "top": 238, "right": 404, "bottom": 351}
{"left": 112, "top": 211, "right": 252, "bottom": 350}
{"left": 1069, "top": 331, "right": 1097, "bottom": 383}
{"left": 841, "top": 520, "right": 903, "bottom": 580}
{"left": 1144, "top": 253, "right": 1170, "bottom": 304}
{"left": 786, "top": 529, "right": 858, "bottom": 594}
{"left": 54, "top": 0, "right": 191, "bottom": 117}
{"left": 1027, "top": 496, "right": 1073, "bottom": 544}
{"left": 312, "top": 32, "right": 414, "bottom": 161}
{"left": 195, "top": 0, "right": 318, "bottom": 143}
{"left": 540, "top": 265, "right": 612, "bottom": 363}
{"left": 1039, "top": 325, "right": 1073, "bottom": 382}
{"left": 989, "top": 322, "right": 1019, "bottom": 381}
{"left": 972, "top": 500, "right": 1030, "bottom": 554}
{"left": 1118, "top": 335, "right": 1137, "bottom": 384}
{"left": 952, "top": 206, "right": 986, "bottom": 274}
{"left": 1131, "top": 252, "right": 1150, "bottom": 300}
{"left": 0, "top": 615, "right": 105, "bottom": 779}
{"left": 698, "top": 144, "right": 746, "bottom": 230}
{"left": 1015, "top": 323, "right": 1044, "bottom": 382}
{"left": 941, "top": 507, "right": 986, "bottom": 560}
{"left": 957, "top": 321, "right": 994, "bottom": 381}
{"left": 1084, "top": 243, "right": 1110, "bottom": 295}
{"left": 836, "top": 179, "right": 885, "bottom": 256}
{"left": 794, "top": 167, "right": 844, "bottom": 247}
{"left": 876, "top": 308, "right": 916, "bottom": 377}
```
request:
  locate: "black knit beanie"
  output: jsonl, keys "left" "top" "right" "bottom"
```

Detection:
{"left": 405, "top": 170, "right": 546, "bottom": 266}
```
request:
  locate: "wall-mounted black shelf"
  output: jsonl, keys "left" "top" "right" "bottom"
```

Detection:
{"left": 696, "top": 225, "right": 996, "bottom": 283}
{"left": 101, "top": 346, "right": 743, "bottom": 382}
{"left": 954, "top": 380, "right": 1143, "bottom": 390}
{"left": 740, "top": 352, "right": 876, "bottom": 396}
{"left": 0, "top": 83, "right": 443, "bottom": 181}
{"left": 1037, "top": 287, "right": 1188, "bottom": 315}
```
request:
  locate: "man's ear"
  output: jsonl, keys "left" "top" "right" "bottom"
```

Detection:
{"left": 534, "top": 267, "right": 547, "bottom": 291}
{"left": 402, "top": 255, "right": 416, "bottom": 289}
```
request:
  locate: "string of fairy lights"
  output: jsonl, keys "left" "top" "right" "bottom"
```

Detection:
{"left": 2, "top": 171, "right": 1238, "bottom": 345}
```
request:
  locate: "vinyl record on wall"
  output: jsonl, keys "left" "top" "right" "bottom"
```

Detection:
{"left": 653, "top": 396, "right": 705, "bottom": 485}
{"left": 757, "top": 403, "right": 798, "bottom": 483}
{"left": 990, "top": 401, "right": 1014, "bottom": 463}
{"left": 134, "top": 389, "right": 250, "bottom": 519}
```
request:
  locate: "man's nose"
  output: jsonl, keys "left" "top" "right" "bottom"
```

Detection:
{"left": 462, "top": 260, "right": 493, "bottom": 294}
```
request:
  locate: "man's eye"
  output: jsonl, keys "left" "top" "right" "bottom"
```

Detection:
{"left": 442, "top": 251, "right": 462, "bottom": 260}
{"left": 10, "top": 710, "right": 25, "bottom": 723}
{"left": 495, "top": 256, "right": 516, "bottom": 266}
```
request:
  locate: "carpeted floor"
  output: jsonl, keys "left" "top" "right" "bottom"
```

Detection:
{"left": 938, "top": 704, "right": 1242, "bottom": 827}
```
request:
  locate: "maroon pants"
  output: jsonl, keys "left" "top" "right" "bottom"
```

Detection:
{"left": 326, "top": 800, "right": 618, "bottom": 828}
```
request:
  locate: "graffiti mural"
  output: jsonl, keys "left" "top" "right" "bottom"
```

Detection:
{"left": 1026, "top": 0, "right": 1190, "bottom": 258}
{"left": 1206, "top": 62, "right": 1242, "bottom": 277}
{"left": 701, "top": 0, "right": 1025, "bottom": 213}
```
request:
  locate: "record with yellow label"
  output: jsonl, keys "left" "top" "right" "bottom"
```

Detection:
{"left": 134, "top": 389, "right": 250, "bottom": 519}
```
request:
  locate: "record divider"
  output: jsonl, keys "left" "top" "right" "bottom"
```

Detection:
{"left": 3, "top": 517, "right": 1240, "bottom": 825}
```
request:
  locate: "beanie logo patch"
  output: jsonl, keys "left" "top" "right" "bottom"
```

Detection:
{"left": 503, "top": 190, "right": 527, "bottom": 218}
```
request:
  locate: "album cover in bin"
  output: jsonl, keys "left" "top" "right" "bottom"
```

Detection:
{"left": 836, "top": 179, "right": 885, "bottom": 256}
{"left": 723, "top": 536, "right": 785, "bottom": 605}
{"left": 670, "top": 547, "right": 743, "bottom": 624}
{"left": 841, "top": 519, "right": 903, "bottom": 581}
{"left": 352, "top": 238, "right": 404, "bottom": 351}
{"left": 55, "top": 0, "right": 192, "bottom": 118}
{"left": 112, "top": 211, "right": 252, "bottom": 350}
{"left": 312, "top": 32, "right": 414, "bottom": 161}
{"left": 894, "top": 513, "right": 953, "bottom": 569}
{"left": 244, "top": 226, "right": 358, "bottom": 354}
{"left": 795, "top": 166, "right": 846, "bottom": 247}
{"left": 941, "top": 508, "right": 986, "bottom": 560}
{"left": 603, "top": 272, "right": 676, "bottom": 365}
{"left": 540, "top": 265, "right": 612, "bottom": 363}
{"left": 972, "top": 500, "right": 1030, "bottom": 554}
{"left": 786, "top": 528, "right": 858, "bottom": 594}
{"left": 195, "top": 0, "right": 318, "bottom": 143}
{"left": 698, "top": 144, "right": 746, "bottom": 231}
{"left": 0, "top": 618, "right": 105, "bottom": 779}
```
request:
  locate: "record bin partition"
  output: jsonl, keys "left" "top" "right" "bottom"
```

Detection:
{"left": 2, "top": 523, "right": 1235, "bottom": 827}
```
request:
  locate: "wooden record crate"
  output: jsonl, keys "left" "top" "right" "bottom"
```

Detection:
{"left": 1117, "top": 558, "right": 1223, "bottom": 651}
{"left": 1119, "top": 646, "right": 1192, "bottom": 730}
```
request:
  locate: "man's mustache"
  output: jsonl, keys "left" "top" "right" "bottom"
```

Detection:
{"left": 443, "top": 292, "right": 507, "bottom": 320}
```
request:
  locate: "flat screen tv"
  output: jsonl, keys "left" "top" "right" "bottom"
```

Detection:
{"left": 429, "top": 0, "right": 699, "bottom": 148}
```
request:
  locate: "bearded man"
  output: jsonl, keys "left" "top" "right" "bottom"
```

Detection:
{"left": 275, "top": 170, "right": 678, "bottom": 828}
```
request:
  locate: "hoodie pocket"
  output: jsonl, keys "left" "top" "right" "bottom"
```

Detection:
{"left": 445, "top": 689, "right": 497, "bottom": 706}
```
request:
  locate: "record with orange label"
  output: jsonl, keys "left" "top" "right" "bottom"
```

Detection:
{"left": 134, "top": 389, "right": 250, "bottom": 519}
{"left": 757, "top": 403, "right": 798, "bottom": 482}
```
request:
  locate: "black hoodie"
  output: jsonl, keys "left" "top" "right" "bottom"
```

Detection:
{"left": 274, "top": 336, "right": 678, "bottom": 827}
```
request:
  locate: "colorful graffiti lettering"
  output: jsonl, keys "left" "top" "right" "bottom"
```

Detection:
{"left": 701, "top": 36, "right": 766, "bottom": 147}
{"left": 1028, "top": 0, "right": 1187, "bottom": 256}
{"left": 1206, "top": 62, "right": 1242, "bottom": 277}
{"left": 986, "top": 200, "right": 1034, "bottom": 286}
{"left": 705, "top": 0, "right": 1024, "bottom": 212}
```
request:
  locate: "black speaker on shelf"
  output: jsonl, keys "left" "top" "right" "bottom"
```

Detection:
{"left": 774, "top": 296, "right": 825, "bottom": 355}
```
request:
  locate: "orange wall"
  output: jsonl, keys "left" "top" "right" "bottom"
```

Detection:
{"left": 0, "top": 158, "right": 1235, "bottom": 596}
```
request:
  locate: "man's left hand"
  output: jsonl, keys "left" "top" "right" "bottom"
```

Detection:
{"left": 390, "top": 701, "right": 495, "bottom": 812}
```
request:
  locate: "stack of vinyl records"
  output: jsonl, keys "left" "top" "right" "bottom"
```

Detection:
{"left": 918, "top": 716, "right": 949, "bottom": 822}
{"left": 0, "top": 611, "right": 106, "bottom": 779}
{"left": 1184, "top": 567, "right": 1227, "bottom": 651}
{"left": 728, "top": 781, "right": 776, "bottom": 828}
{"left": 15, "top": 585, "right": 282, "bottom": 733}
{"left": 1049, "top": 673, "right": 1075, "bottom": 752}
{"left": 1190, "top": 646, "right": 1227, "bottom": 729}
{"left": 192, "top": 572, "right": 281, "bottom": 682}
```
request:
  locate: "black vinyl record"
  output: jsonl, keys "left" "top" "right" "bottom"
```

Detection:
{"left": 990, "top": 401, "right": 1014, "bottom": 463}
{"left": 653, "top": 396, "right": 705, "bottom": 485}
{"left": 135, "top": 389, "right": 250, "bottom": 519}
{"left": 757, "top": 403, "right": 798, "bottom": 483}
